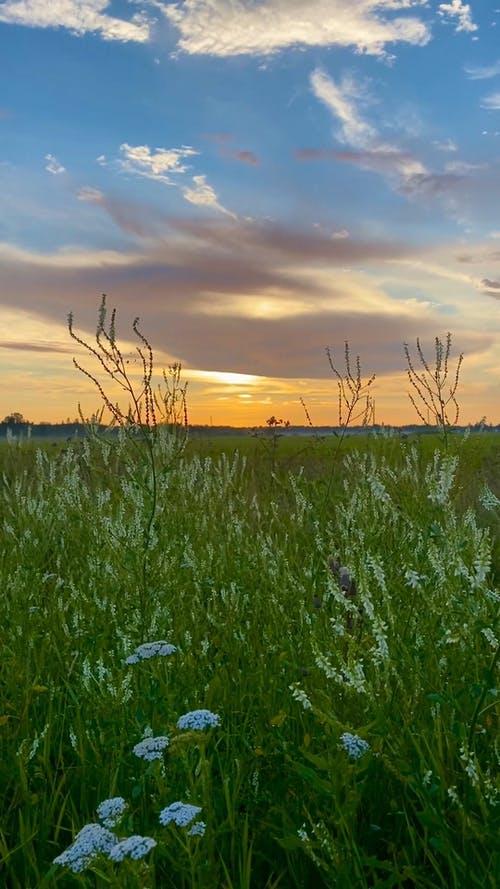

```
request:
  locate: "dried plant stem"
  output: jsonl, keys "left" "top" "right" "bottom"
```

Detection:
{"left": 68, "top": 295, "right": 188, "bottom": 631}
{"left": 302, "top": 342, "right": 375, "bottom": 468}
{"left": 403, "top": 333, "right": 463, "bottom": 449}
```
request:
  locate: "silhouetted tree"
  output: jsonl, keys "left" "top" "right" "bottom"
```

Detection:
{"left": 2, "top": 412, "right": 28, "bottom": 425}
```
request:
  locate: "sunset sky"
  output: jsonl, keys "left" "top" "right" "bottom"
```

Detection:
{"left": 1, "top": 0, "right": 499, "bottom": 427}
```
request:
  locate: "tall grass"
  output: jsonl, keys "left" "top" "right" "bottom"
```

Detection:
{"left": 1, "top": 426, "right": 499, "bottom": 887}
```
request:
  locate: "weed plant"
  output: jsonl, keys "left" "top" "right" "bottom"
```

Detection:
{"left": 404, "top": 333, "right": 463, "bottom": 450}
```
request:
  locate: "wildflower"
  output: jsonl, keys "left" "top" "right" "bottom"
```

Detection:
{"left": 340, "top": 732, "right": 370, "bottom": 759}
{"left": 405, "top": 570, "right": 427, "bottom": 589}
{"left": 133, "top": 735, "right": 169, "bottom": 761}
{"left": 159, "top": 801, "right": 202, "bottom": 828}
{"left": 289, "top": 683, "right": 312, "bottom": 710}
{"left": 124, "top": 641, "right": 177, "bottom": 665}
{"left": 482, "top": 627, "right": 499, "bottom": 649}
{"left": 96, "top": 796, "right": 127, "bottom": 829}
{"left": 176, "top": 709, "right": 220, "bottom": 731}
{"left": 108, "top": 835, "right": 157, "bottom": 862}
{"left": 480, "top": 485, "right": 500, "bottom": 511}
{"left": 53, "top": 823, "right": 117, "bottom": 873}
{"left": 187, "top": 821, "right": 206, "bottom": 836}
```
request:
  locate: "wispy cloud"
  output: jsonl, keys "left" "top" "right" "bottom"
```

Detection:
{"left": 0, "top": 241, "right": 140, "bottom": 269}
{"left": 0, "top": 0, "right": 150, "bottom": 42}
{"left": 308, "top": 68, "right": 427, "bottom": 184}
{"left": 464, "top": 60, "right": 500, "bottom": 80}
{"left": 335, "top": 148, "right": 426, "bottom": 179}
{"left": 309, "top": 69, "right": 375, "bottom": 148}
{"left": 307, "top": 67, "right": 492, "bottom": 220}
{"left": 433, "top": 138, "right": 457, "bottom": 152}
{"left": 163, "top": 0, "right": 430, "bottom": 59}
{"left": 76, "top": 186, "right": 170, "bottom": 238}
{"left": 398, "top": 171, "right": 465, "bottom": 196}
{"left": 438, "top": 1, "right": 477, "bottom": 34}
{"left": 481, "top": 93, "right": 500, "bottom": 111}
{"left": 45, "top": 153, "right": 66, "bottom": 175}
{"left": 0, "top": 340, "right": 72, "bottom": 354}
{"left": 481, "top": 277, "right": 500, "bottom": 297}
{"left": 182, "top": 175, "right": 237, "bottom": 217}
{"left": 229, "top": 150, "right": 259, "bottom": 165}
{"left": 295, "top": 148, "right": 338, "bottom": 161}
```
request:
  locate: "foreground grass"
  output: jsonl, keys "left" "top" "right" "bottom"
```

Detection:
{"left": 1, "top": 430, "right": 499, "bottom": 887}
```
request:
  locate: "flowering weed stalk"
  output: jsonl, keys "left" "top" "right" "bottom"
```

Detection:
{"left": 68, "top": 295, "right": 189, "bottom": 633}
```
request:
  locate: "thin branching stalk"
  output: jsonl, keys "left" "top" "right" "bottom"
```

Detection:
{"left": 301, "top": 342, "right": 375, "bottom": 481}
{"left": 403, "top": 333, "right": 463, "bottom": 450}
{"left": 68, "top": 295, "right": 188, "bottom": 631}
{"left": 154, "top": 362, "right": 189, "bottom": 430}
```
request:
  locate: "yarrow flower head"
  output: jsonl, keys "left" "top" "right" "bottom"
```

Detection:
{"left": 133, "top": 735, "right": 169, "bottom": 761}
{"left": 125, "top": 641, "right": 177, "bottom": 665}
{"left": 53, "top": 823, "right": 117, "bottom": 873}
{"left": 159, "top": 801, "right": 202, "bottom": 828}
{"left": 176, "top": 709, "right": 220, "bottom": 731}
{"left": 340, "top": 732, "right": 370, "bottom": 759}
{"left": 108, "top": 835, "right": 157, "bottom": 862}
{"left": 96, "top": 796, "right": 127, "bottom": 829}
{"left": 187, "top": 821, "right": 206, "bottom": 837}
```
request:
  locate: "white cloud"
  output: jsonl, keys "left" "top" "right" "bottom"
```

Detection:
{"left": 76, "top": 186, "right": 103, "bottom": 202}
{"left": 481, "top": 92, "right": 500, "bottom": 110}
{"left": 438, "top": 1, "right": 477, "bottom": 33}
{"left": 433, "top": 138, "right": 457, "bottom": 152}
{"left": 309, "top": 68, "right": 426, "bottom": 179}
{"left": 307, "top": 66, "right": 486, "bottom": 221}
{"left": 182, "top": 174, "right": 236, "bottom": 217}
{"left": 45, "top": 153, "right": 66, "bottom": 175}
{"left": 0, "top": 241, "right": 140, "bottom": 268}
{"left": 444, "top": 159, "right": 485, "bottom": 172}
{"left": 117, "top": 143, "right": 199, "bottom": 183}
{"left": 163, "top": 0, "right": 430, "bottom": 59}
{"left": 0, "top": 0, "right": 150, "bottom": 42}
{"left": 310, "top": 69, "right": 375, "bottom": 148}
{"left": 102, "top": 143, "right": 235, "bottom": 217}
{"left": 464, "top": 60, "right": 500, "bottom": 80}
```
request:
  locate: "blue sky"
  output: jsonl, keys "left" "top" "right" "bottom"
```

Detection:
{"left": 1, "top": 0, "right": 499, "bottom": 425}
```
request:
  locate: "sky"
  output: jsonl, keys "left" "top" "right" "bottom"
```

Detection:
{"left": 1, "top": 0, "right": 499, "bottom": 427}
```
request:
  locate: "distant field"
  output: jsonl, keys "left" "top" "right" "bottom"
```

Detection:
{"left": 1, "top": 429, "right": 499, "bottom": 887}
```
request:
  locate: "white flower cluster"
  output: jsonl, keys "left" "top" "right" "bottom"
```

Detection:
{"left": 96, "top": 796, "right": 127, "bottom": 829}
{"left": 108, "top": 834, "right": 157, "bottom": 862}
{"left": 176, "top": 709, "right": 220, "bottom": 730}
{"left": 340, "top": 732, "right": 370, "bottom": 759}
{"left": 133, "top": 735, "right": 170, "bottom": 761}
{"left": 125, "top": 640, "right": 177, "bottom": 665}
{"left": 187, "top": 821, "right": 206, "bottom": 836}
{"left": 480, "top": 485, "right": 500, "bottom": 511}
{"left": 159, "top": 801, "right": 202, "bottom": 827}
{"left": 289, "top": 683, "right": 312, "bottom": 710}
{"left": 53, "top": 823, "right": 117, "bottom": 873}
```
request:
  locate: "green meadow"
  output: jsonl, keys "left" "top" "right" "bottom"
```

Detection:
{"left": 1, "top": 425, "right": 499, "bottom": 887}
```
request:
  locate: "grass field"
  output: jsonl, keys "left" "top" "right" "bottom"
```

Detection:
{"left": 1, "top": 428, "right": 499, "bottom": 887}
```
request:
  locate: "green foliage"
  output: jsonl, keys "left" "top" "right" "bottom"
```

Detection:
{"left": 1, "top": 430, "right": 499, "bottom": 886}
